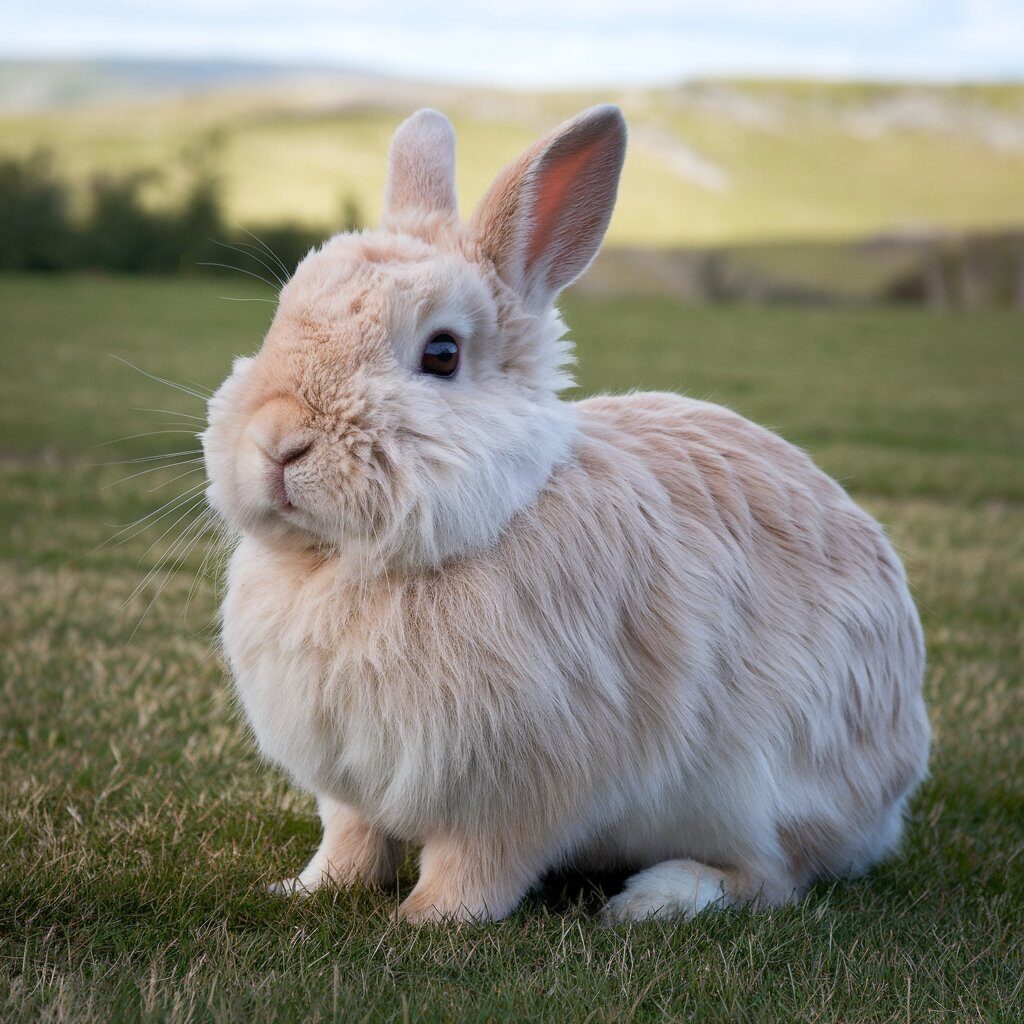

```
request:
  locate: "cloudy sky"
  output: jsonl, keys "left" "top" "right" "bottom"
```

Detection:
{"left": 5, "top": 1, "right": 1024, "bottom": 86}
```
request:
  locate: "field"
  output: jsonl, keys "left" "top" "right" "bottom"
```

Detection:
{"left": 1, "top": 275, "right": 1022, "bottom": 1022}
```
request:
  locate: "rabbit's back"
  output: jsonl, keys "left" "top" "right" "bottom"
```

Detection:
{"left": 566, "top": 391, "right": 929, "bottom": 879}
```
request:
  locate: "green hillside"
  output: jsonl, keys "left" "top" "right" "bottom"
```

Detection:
{"left": 2, "top": 66, "right": 1023, "bottom": 246}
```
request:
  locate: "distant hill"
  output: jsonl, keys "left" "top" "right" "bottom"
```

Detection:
{"left": 0, "top": 58, "right": 384, "bottom": 112}
{"left": 1, "top": 59, "right": 1023, "bottom": 249}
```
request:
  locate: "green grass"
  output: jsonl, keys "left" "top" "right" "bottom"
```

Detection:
{"left": 1, "top": 275, "right": 1022, "bottom": 1022}
{"left": 3, "top": 78, "right": 1024, "bottom": 245}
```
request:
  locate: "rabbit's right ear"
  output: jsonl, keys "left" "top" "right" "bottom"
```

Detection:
{"left": 471, "top": 105, "right": 626, "bottom": 312}
{"left": 383, "top": 109, "right": 458, "bottom": 224}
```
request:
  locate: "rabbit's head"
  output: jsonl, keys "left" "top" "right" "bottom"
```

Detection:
{"left": 202, "top": 106, "right": 626, "bottom": 569}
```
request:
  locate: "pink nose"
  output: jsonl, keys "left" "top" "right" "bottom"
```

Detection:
{"left": 271, "top": 435, "right": 313, "bottom": 466}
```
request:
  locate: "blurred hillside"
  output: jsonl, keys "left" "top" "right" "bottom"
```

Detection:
{"left": 1, "top": 59, "right": 1023, "bottom": 306}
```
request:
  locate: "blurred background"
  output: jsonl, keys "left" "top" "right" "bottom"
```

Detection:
{"left": 3, "top": 1, "right": 1024, "bottom": 306}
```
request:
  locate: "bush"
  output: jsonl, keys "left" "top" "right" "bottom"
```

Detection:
{"left": 79, "top": 170, "right": 171, "bottom": 272}
{"left": 0, "top": 151, "right": 75, "bottom": 270}
{"left": 0, "top": 151, "right": 363, "bottom": 278}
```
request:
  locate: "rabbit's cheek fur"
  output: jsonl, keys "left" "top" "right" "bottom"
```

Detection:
{"left": 202, "top": 335, "right": 388, "bottom": 546}
{"left": 202, "top": 357, "right": 268, "bottom": 534}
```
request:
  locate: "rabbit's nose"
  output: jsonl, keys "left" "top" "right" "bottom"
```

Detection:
{"left": 272, "top": 435, "right": 313, "bottom": 466}
{"left": 246, "top": 396, "right": 313, "bottom": 468}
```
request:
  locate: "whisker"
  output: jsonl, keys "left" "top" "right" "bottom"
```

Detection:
{"left": 196, "top": 644, "right": 221, "bottom": 668}
{"left": 136, "top": 491, "right": 209, "bottom": 557}
{"left": 236, "top": 224, "right": 292, "bottom": 279}
{"left": 219, "top": 296, "right": 278, "bottom": 303}
{"left": 81, "top": 481, "right": 204, "bottom": 564}
{"left": 198, "top": 262, "right": 280, "bottom": 292}
{"left": 146, "top": 465, "right": 205, "bottom": 493}
{"left": 182, "top": 517, "right": 225, "bottom": 619}
{"left": 100, "top": 482, "right": 208, "bottom": 549}
{"left": 135, "top": 494, "right": 210, "bottom": 564}
{"left": 92, "top": 429, "right": 199, "bottom": 450}
{"left": 183, "top": 378, "right": 214, "bottom": 398}
{"left": 122, "top": 498, "right": 210, "bottom": 607}
{"left": 97, "top": 449, "right": 203, "bottom": 467}
{"left": 133, "top": 407, "right": 206, "bottom": 423}
{"left": 100, "top": 457, "right": 204, "bottom": 491}
{"left": 209, "top": 238, "right": 286, "bottom": 289}
{"left": 229, "top": 237, "right": 289, "bottom": 278}
{"left": 110, "top": 355, "right": 210, "bottom": 403}
{"left": 127, "top": 510, "right": 217, "bottom": 642}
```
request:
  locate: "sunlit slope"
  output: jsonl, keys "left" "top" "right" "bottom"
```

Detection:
{"left": 1, "top": 77, "right": 1023, "bottom": 244}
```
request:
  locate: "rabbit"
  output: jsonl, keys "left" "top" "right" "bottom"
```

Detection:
{"left": 201, "top": 105, "right": 930, "bottom": 924}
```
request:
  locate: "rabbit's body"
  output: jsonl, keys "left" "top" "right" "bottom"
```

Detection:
{"left": 204, "top": 105, "right": 929, "bottom": 920}
{"left": 222, "top": 390, "right": 928, "bottom": 920}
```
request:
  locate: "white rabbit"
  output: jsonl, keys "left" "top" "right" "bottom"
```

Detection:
{"left": 201, "top": 106, "right": 930, "bottom": 923}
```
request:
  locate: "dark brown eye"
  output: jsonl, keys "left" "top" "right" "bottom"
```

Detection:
{"left": 421, "top": 333, "right": 459, "bottom": 378}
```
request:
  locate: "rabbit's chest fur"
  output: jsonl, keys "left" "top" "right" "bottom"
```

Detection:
{"left": 222, "top": 393, "right": 928, "bottom": 864}
{"left": 223, "top": 546, "right": 430, "bottom": 833}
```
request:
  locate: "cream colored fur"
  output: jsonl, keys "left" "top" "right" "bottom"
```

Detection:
{"left": 201, "top": 106, "right": 930, "bottom": 923}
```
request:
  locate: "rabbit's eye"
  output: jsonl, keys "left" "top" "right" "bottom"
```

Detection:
{"left": 420, "top": 333, "right": 459, "bottom": 378}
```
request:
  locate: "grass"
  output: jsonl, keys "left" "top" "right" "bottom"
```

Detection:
{"left": 0, "top": 274, "right": 1022, "bottom": 1022}
{"left": 3, "top": 78, "right": 1024, "bottom": 245}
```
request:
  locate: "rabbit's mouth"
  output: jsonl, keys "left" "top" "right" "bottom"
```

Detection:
{"left": 266, "top": 456, "right": 300, "bottom": 513}
{"left": 205, "top": 432, "right": 392, "bottom": 556}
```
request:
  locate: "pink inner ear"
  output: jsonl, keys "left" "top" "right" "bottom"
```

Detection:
{"left": 526, "top": 137, "right": 603, "bottom": 271}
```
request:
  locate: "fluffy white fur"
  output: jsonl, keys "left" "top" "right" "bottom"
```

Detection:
{"left": 201, "top": 105, "right": 930, "bottom": 924}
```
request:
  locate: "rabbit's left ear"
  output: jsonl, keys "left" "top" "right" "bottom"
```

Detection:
{"left": 383, "top": 109, "right": 458, "bottom": 223}
{"left": 471, "top": 105, "right": 626, "bottom": 312}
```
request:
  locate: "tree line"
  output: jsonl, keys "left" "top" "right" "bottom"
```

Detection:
{"left": 0, "top": 150, "right": 359, "bottom": 276}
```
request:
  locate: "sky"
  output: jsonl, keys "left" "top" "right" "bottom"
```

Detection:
{"left": 4, "top": 1, "right": 1024, "bottom": 87}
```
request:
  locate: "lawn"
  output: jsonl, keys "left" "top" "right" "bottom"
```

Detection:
{"left": 1, "top": 274, "right": 1022, "bottom": 1022}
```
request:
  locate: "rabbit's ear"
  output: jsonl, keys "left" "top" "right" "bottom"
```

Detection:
{"left": 383, "top": 109, "right": 458, "bottom": 223}
{"left": 471, "top": 105, "right": 626, "bottom": 312}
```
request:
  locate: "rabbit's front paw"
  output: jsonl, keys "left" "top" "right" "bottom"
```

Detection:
{"left": 267, "top": 873, "right": 322, "bottom": 898}
{"left": 397, "top": 835, "right": 538, "bottom": 924}
{"left": 268, "top": 877, "right": 305, "bottom": 897}
{"left": 397, "top": 889, "right": 494, "bottom": 924}
{"left": 269, "top": 799, "right": 402, "bottom": 899}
